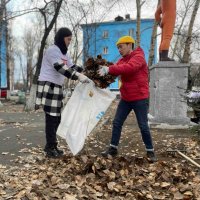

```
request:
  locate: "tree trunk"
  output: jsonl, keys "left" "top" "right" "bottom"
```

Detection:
{"left": 136, "top": 0, "right": 141, "bottom": 47}
{"left": 135, "top": 0, "right": 145, "bottom": 47}
{"left": 0, "top": 0, "right": 6, "bottom": 90}
{"left": 148, "top": 20, "right": 158, "bottom": 66}
{"left": 182, "top": 0, "right": 200, "bottom": 63}
{"left": 24, "top": 83, "right": 37, "bottom": 111}
{"left": 148, "top": 0, "right": 160, "bottom": 66}
{"left": 172, "top": 0, "right": 193, "bottom": 59}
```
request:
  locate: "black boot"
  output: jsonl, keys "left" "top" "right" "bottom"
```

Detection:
{"left": 160, "top": 50, "right": 175, "bottom": 61}
{"left": 45, "top": 114, "right": 63, "bottom": 158}
{"left": 146, "top": 151, "right": 158, "bottom": 162}
{"left": 44, "top": 147, "right": 62, "bottom": 158}
{"left": 54, "top": 116, "right": 64, "bottom": 155}
{"left": 101, "top": 146, "right": 118, "bottom": 158}
{"left": 54, "top": 145, "right": 64, "bottom": 155}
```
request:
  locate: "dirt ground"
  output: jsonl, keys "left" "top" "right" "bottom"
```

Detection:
{"left": 83, "top": 100, "right": 200, "bottom": 162}
{"left": 0, "top": 98, "right": 199, "bottom": 163}
{"left": 0, "top": 98, "right": 200, "bottom": 199}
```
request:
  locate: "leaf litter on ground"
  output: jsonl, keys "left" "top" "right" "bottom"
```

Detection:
{"left": 0, "top": 100, "right": 200, "bottom": 199}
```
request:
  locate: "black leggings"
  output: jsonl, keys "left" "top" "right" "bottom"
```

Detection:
{"left": 45, "top": 113, "right": 61, "bottom": 149}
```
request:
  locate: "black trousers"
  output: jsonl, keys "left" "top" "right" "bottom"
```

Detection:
{"left": 45, "top": 113, "right": 61, "bottom": 149}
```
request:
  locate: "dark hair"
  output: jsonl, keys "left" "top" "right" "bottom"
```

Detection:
{"left": 54, "top": 27, "right": 72, "bottom": 54}
{"left": 125, "top": 43, "right": 134, "bottom": 50}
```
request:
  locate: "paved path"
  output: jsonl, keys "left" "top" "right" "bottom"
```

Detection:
{"left": 0, "top": 111, "right": 45, "bottom": 166}
{"left": 0, "top": 99, "right": 198, "bottom": 167}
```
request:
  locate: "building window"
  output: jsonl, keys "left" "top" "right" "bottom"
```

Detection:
{"left": 103, "top": 47, "right": 108, "bottom": 54}
{"left": 116, "top": 31, "right": 124, "bottom": 38}
{"left": 128, "top": 28, "right": 134, "bottom": 37}
{"left": 102, "top": 30, "right": 109, "bottom": 38}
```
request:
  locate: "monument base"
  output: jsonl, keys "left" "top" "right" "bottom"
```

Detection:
{"left": 149, "top": 116, "right": 190, "bottom": 125}
{"left": 149, "top": 61, "right": 191, "bottom": 125}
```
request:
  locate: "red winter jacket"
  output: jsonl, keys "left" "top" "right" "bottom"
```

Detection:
{"left": 108, "top": 47, "right": 149, "bottom": 102}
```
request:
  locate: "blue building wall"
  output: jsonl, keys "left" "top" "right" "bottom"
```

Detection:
{"left": 82, "top": 18, "right": 157, "bottom": 89}
{"left": 0, "top": 21, "right": 7, "bottom": 88}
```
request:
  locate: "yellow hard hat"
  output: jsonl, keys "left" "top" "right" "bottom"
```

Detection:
{"left": 116, "top": 36, "right": 135, "bottom": 45}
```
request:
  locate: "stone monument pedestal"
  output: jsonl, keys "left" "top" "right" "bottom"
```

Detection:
{"left": 149, "top": 61, "right": 190, "bottom": 125}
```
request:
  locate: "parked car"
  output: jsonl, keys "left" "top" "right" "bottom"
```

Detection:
{"left": 0, "top": 89, "right": 7, "bottom": 98}
{"left": 10, "top": 90, "right": 19, "bottom": 96}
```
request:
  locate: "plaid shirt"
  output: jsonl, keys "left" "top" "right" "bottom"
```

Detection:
{"left": 35, "top": 81, "right": 63, "bottom": 116}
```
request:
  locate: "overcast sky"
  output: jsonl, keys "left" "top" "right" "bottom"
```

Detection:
{"left": 9, "top": 0, "right": 158, "bottom": 37}
{"left": 7, "top": 0, "right": 200, "bottom": 82}
{"left": 9, "top": 0, "right": 200, "bottom": 35}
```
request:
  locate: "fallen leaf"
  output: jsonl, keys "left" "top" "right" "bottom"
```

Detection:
{"left": 2, "top": 152, "right": 9, "bottom": 155}
{"left": 174, "top": 191, "right": 184, "bottom": 199}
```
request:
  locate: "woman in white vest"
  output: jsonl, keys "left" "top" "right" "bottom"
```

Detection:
{"left": 35, "top": 27, "right": 90, "bottom": 158}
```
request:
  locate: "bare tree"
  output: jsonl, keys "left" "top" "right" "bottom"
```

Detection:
{"left": 148, "top": 20, "right": 158, "bottom": 66}
{"left": 6, "top": 22, "right": 14, "bottom": 91}
{"left": 172, "top": 0, "right": 196, "bottom": 59}
{"left": 148, "top": 0, "right": 160, "bottom": 66}
{"left": 61, "top": 0, "right": 118, "bottom": 90}
{"left": 5, "top": 0, "right": 38, "bottom": 20}
{"left": 23, "top": 29, "right": 38, "bottom": 91}
{"left": 182, "top": 0, "right": 200, "bottom": 63}
{"left": 15, "top": 49, "right": 26, "bottom": 84}
{"left": 62, "top": 0, "right": 120, "bottom": 64}
{"left": 62, "top": 0, "right": 91, "bottom": 64}
{"left": 0, "top": 0, "right": 11, "bottom": 21}
{"left": 136, "top": 0, "right": 145, "bottom": 47}
{"left": 1, "top": 0, "right": 42, "bottom": 95}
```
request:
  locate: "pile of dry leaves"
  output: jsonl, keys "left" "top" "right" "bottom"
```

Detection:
{"left": 0, "top": 145, "right": 200, "bottom": 200}
{"left": 83, "top": 55, "right": 116, "bottom": 89}
{"left": 0, "top": 101, "right": 200, "bottom": 199}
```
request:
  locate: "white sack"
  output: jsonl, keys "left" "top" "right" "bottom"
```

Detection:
{"left": 57, "top": 82, "right": 116, "bottom": 155}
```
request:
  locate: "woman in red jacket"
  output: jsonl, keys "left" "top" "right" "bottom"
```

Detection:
{"left": 98, "top": 36, "right": 157, "bottom": 162}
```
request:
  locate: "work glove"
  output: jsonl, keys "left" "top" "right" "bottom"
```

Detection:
{"left": 71, "top": 64, "right": 83, "bottom": 73}
{"left": 75, "top": 72, "right": 90, "bottom": 83}
{"left": 98, "top": 65, "right": 109, "bottom": 76}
